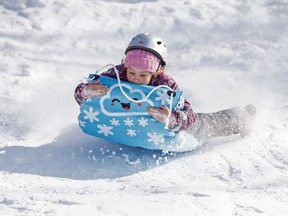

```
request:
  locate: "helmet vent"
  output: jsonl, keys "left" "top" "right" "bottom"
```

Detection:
{"left": 157, "top": 41, "right": 162, "bottom": 45}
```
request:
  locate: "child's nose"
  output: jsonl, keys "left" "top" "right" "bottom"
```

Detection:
{"left": 133, "top": 77, "right": 140, "bottom": 83}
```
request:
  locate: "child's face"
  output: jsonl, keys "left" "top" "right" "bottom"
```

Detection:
{"left": 126, "top": 67, "right": 153, "bottom": 85}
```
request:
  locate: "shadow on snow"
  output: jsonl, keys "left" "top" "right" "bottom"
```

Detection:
{"left": 0, "top": 125, "right": 192, "bottom": 180}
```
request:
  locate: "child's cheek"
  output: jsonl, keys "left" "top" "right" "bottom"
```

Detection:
{"left": 126, "top": 76, "right": 132, "bottom": 83}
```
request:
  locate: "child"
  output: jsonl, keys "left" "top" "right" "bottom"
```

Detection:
{"left": 75, "top": 33, "right": 256, "bottom": 139}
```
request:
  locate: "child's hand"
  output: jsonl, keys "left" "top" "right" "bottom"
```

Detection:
{"left": 84, "top": 81, "right": 109, "bottom": 98}
{"left": 147, "top": 105, "right": 170, "bottom": 123}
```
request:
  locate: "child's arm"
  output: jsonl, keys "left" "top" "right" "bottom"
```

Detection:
{"left": 147, "top": 99, "right": 196, "bottom": 132}
{"left": 168, "top": 100, "right": 196, "bottom": 132}
{"left": 149, "top": 73, "right": 196, "bottom": 132}
{"left": 74, "top": 65, "right": 124, "bottom": 105}
{"left": 74, "top": 83, "right": 87, "bottom": 105}
{"left": 74, "top": 81, "right": 109, "bottom": 105}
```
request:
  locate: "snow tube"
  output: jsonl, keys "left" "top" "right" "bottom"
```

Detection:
{"left": 78, "top": 74, "right": 199, "bottom": 152}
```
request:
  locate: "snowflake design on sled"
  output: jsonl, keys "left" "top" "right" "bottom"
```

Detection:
{"left": 97, "top": 124, "right": 113, "bottom": 136}
{"left": 147, "top": 132, "right": 165, "bottom": 145}
{"left": 124, "top": 118, "right": 134, "bottom": 127}
{"left": 83, "top": 107, "right": 99, "bottom": 123}
{"left": 138, "top": 117, "right": 148, "bottom": 127}
{"left": 110, "top": 118, "right": 120, "bottom": 126}
{"left": 79, "top": 120, "right": 86, "bottom": 127}
{"left": 127, "top": 129, "right": 137, "bottom": 137}
{"left": 155, "top": 90, "right": 172, "bottom": 105}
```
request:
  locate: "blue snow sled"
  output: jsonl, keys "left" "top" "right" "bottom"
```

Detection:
{"left": 78, "top": 74, "right": 200, "bottom": 152}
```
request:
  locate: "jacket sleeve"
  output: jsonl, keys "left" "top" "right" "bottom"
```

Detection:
{"left": 74, "top": 83, "right": 88, "bottom": 105}
{"left": 153, "top": 73, "right": 196, "bottom": 132}
{"left": 74, "top": 65, "right": 124, "bottom": 105}
{"left": 167, "top": 100, "right": 196, "bottom": 132}
{"left": 101, "top": 64, "right": 127, "bottom": 80}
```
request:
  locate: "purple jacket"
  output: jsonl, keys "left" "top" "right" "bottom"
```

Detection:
{"left": 74, "top": 65, "right": 196, "bottom": 132}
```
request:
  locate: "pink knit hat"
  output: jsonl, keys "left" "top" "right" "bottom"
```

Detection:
{"left": 124, "top": 49, "right": 161, "bottom": 73}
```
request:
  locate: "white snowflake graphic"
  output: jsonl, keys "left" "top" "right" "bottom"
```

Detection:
{"left": 124, "top": 118, "right": 134, "bottom": 127}
{"left": 127, "top": 129, "right": 137, "bottom": 137}
{"left": 79, "top": 120, "right": 86, "bottom": 127}
{"left": 110, "top": 118, "right": 120, "bottom": 126}
{"left": 155, "top": 90, "right": 171, "bottom": 105}
{"left": 147, "top": 132, "right": 165, "bottom": 145}
{"left": 97, "top": 124, "right": 114, "bottom": 136}
{"left": 138, "top": 117, "right": 148, "bottom": 127}
{"left": 83, "top": 107, "right": 99, "bottom": 123}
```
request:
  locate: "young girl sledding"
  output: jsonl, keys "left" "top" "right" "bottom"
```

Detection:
{"left": 75, "top": 33, "right": 256, "bottom": 139}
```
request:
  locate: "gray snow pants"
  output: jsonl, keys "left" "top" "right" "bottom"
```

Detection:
{"left": 189, "top": 106, "right": 254, "bottom": 139}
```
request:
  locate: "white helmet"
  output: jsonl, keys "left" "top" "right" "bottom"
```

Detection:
{"left": 125, "top": 33, "right": 168, "bottom": 64}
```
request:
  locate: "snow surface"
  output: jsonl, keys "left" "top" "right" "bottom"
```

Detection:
{"left": 0, "top": 0, "right": 288, "bottom": 215}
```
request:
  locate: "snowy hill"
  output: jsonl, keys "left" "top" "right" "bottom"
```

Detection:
{"left": 0, "top": 0, "right": 288, "bottom": 215}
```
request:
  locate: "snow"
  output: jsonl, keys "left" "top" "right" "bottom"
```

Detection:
{"left": 0, "top": 0, "right": 288, "bottom": 215}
